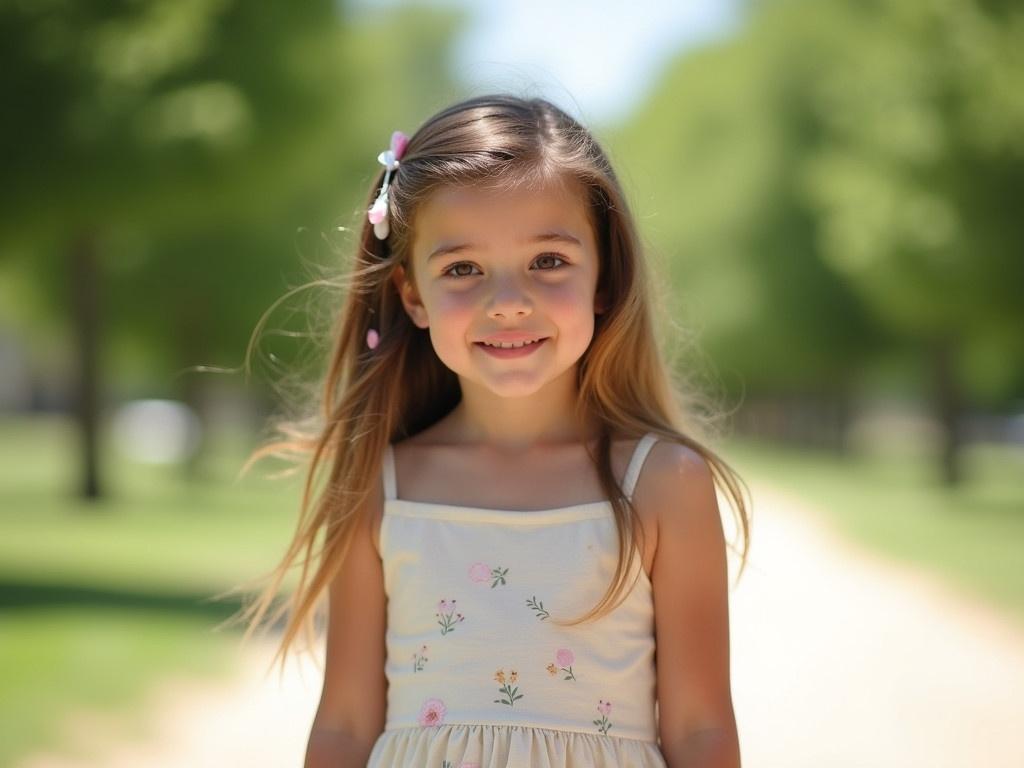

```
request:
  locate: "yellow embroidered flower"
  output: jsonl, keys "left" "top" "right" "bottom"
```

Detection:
{"left": 546, "top": 663, "right": 558, "bottom": 676}
{"left": 509, "top": 670, "right": 518, "bottom": 683}
{"left": 494, "top": 669, "right": 506, "bottom": 685}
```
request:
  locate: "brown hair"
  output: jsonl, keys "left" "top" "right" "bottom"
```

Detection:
{"left": 220, "top": 93, "right": 751, "bottom": 674}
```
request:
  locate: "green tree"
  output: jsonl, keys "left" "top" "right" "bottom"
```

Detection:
{"left": 796, "top": 0, "right": 1024, "bottom": 482}
{"left": 613, "top": 0, "right": 1024, "bottom": 480}
{"left": 609, "top": 8, "right": 884, "bottom": 450}
{"left": 0, "top": 0, "right": 466, "bottom": 498}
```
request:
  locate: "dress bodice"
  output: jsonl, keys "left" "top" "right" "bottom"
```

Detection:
{"left": 375, "top": 433, "right": 662, "bottom": 744}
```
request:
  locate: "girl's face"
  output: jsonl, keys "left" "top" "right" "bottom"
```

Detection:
{"left": 393, "top": 178, "right": 605, "bottom": 398}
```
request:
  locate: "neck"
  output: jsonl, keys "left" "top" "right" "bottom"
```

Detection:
{"left": 448, "top": 366, "right": 601, "bottom": 453}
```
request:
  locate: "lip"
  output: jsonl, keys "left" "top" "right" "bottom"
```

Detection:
{"left": 474, "top": 337, "right": 549, "bottom": 358}
{"left": 476, "top": 332, "right": 549, "bottom": 344}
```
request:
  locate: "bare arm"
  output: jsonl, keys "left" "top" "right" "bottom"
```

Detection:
{"left": 661, "top": 723, "right": 741, "bottom": 768}
{"left": 304, "top": 482, "right": 388, "bottom": 768}
{"left": 645, "top": 442, "right": 741, "bottom": 768}
{"left": 304, "top": 726, "right": 376, "bottom": 768}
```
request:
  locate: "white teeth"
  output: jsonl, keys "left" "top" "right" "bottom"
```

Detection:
{"left": 482, "top": 338, "right": 542, "bottom": 349}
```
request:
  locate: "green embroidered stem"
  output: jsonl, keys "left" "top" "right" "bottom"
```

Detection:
{"left": 526, "top": 595, "right": 549, "bottom": 620}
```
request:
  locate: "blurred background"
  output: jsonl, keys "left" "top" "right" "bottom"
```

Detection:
{"left": 1, "top": 0, "right": 1022, "bottom": 766}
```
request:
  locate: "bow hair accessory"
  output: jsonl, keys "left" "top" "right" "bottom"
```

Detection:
{"left": 367, "top": 130, "right": 409, "bottom": 240}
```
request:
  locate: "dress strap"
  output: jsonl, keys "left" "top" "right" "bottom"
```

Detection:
{"left": 382, "top": 443, "right": 398, "bottom": 500}
{"left": 622, "top": 432, "right": 659, "bottom": 502}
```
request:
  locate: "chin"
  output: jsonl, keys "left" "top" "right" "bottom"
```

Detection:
{"left": 459, "top": 372, "right": 549, "bottom": 399}
{"left": 486, "top": 380, "right": 550, "bottom": 399}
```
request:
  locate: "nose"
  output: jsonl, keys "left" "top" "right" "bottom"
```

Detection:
{"left": 486, "top": 276, "right": 533, "bottom": 319}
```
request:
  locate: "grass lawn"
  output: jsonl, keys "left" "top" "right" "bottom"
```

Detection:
{"left": 0, "top": 413, "right": 303, "bottom": 766}
{"left": 721, "top": 435, "right": 1024, "bottom": 625}
{"left": 1, "top": 609, "right": 231, "bottom": 765}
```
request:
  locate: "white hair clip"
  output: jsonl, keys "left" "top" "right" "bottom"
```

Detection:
{"left": 367, "top": 130, "right": 409, "bottom": 240}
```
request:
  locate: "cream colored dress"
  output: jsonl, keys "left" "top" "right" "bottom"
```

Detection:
{"left": 366, "top": 433, "right": 667, "bottom": 768}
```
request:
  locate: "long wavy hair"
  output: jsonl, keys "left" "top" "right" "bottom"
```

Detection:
{"left": 220, "top": 93, "right": 752, "bottom": 675}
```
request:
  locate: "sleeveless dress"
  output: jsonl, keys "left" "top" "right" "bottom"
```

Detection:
{"left": 366, "top": 433, "right": 667, "bottom": 768}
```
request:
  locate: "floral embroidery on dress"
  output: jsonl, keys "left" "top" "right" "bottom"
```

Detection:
{"left": 546, "top": 647, "right": 576, "bottom": 680}
{"left": 418, "top": 697, "right": 447, "bottom": 726}
{"left": 442, "top": 763, "right": 480, "bottom": 768}
{"left": 594, "top": 699, "right": 614, "bottom": 734}
{"left": 411, "top": 644, "right": 429, "bottom": 672}
{"left": 526, "top": 594, "right": 550, "bottom": 620}
{"left": 436, "top": 598, "right": 465, "bottom": 635}
{"left": 469, "top": 560, "right": 508, "bottom": 587}
{"left": 493, "top": 668, "right": 524, "bottom": 707}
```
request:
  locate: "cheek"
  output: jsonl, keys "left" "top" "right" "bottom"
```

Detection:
{"left": 545, "top": 282, "right": 595, "bottom": 334}
{"left": 430, "top": 290, "right": 477, "bottom": 336}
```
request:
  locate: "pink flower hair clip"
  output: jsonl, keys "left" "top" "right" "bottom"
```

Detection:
{"left": 366, "top": 327, "right": 380, "bottom": 350}
{"left": 367, "top": 130, "right": 409, "bottom": 240}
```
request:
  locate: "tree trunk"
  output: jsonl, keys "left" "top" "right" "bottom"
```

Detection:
{"left": 70, "top": 231, "right": 102, "bottom": 502}
{"left": 930, "top": 333, "right": 963, "bottom": 487}
{"left": 829, "top": 384, "right": 853, "bottom": 456}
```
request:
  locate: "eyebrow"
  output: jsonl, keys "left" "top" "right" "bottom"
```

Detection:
{"left": 426, "top": 231, "right": 583, "bottom": 261}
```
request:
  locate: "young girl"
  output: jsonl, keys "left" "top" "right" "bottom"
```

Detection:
{"left": 234, "top": 93, "right": 750, "bottom": 768}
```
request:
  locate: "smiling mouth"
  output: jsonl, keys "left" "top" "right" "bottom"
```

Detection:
{"left": 475, "top": 337, "right": 549, "bottom": 350}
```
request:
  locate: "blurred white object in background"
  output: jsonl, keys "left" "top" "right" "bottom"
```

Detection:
{"left": 110, "top": 399, "right": 202, "bottom": 464}
{"left": 1007, "top": 408, "right": 1024, "bottom": 447}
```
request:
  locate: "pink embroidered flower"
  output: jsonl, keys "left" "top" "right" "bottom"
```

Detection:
{"left": 469, "top": 561, "right": 508, "bottom": 587}
{"left": 418, "top": 697, "right": 447, "bottom": 726}
{"left": 411, "top": 644, "right": 429, "bottom": 672}
{"left": 549, "top": 647, "right": 576, "bottom": 680}
{"left": 459, "top": 763, "right": 481, "bottom": 768}
{"left": 594, "top": 699, "right": 614, "bottom": 734}
{"left": 436, "top": 598, "right": 465, "bottom": 635}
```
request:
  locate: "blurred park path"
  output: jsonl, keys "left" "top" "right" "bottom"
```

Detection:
{"left": 732, "top": 482, "right": 1024, "bottom": 768}
{"left": 16, "top": 481, "right": 1024, "bottom": 768}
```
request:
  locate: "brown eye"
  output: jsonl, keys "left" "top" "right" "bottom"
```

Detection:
{"left": 534, "top": 253, "right": 568, "bottom": 270}
{"left": 442, "top": 262, "right": 481, "bottom": 278}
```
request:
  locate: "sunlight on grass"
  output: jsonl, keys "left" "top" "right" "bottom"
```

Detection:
{"left": 0, "top": 413, "right": 307, "bottom": 764}
{"left": 0, "top": 609, "right": 237, "bottom": 766}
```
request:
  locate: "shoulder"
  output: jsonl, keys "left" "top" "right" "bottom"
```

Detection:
{"left": 635, "top": 438, "right": 722, "bottom": 552}
{"left": 640, "top": 438, "right": 717, "bottom": 511}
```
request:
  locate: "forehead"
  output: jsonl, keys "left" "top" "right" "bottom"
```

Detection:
{"left": 412, "top": 177, "right": 595, "bottom": 261}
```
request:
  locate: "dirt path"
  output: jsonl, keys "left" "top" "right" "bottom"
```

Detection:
{"left": 731, "top": 482, "right": 1024, "bottom": 768}
{"left": 18, "top": 481, "right": 1024, "bottom": 767}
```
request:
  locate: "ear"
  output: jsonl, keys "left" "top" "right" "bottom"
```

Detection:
{"left": 391, "top": 264, "right": 430, "bottom": 329}
{"left": 593, "top": 289, "right": 609, "bottom": 315}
